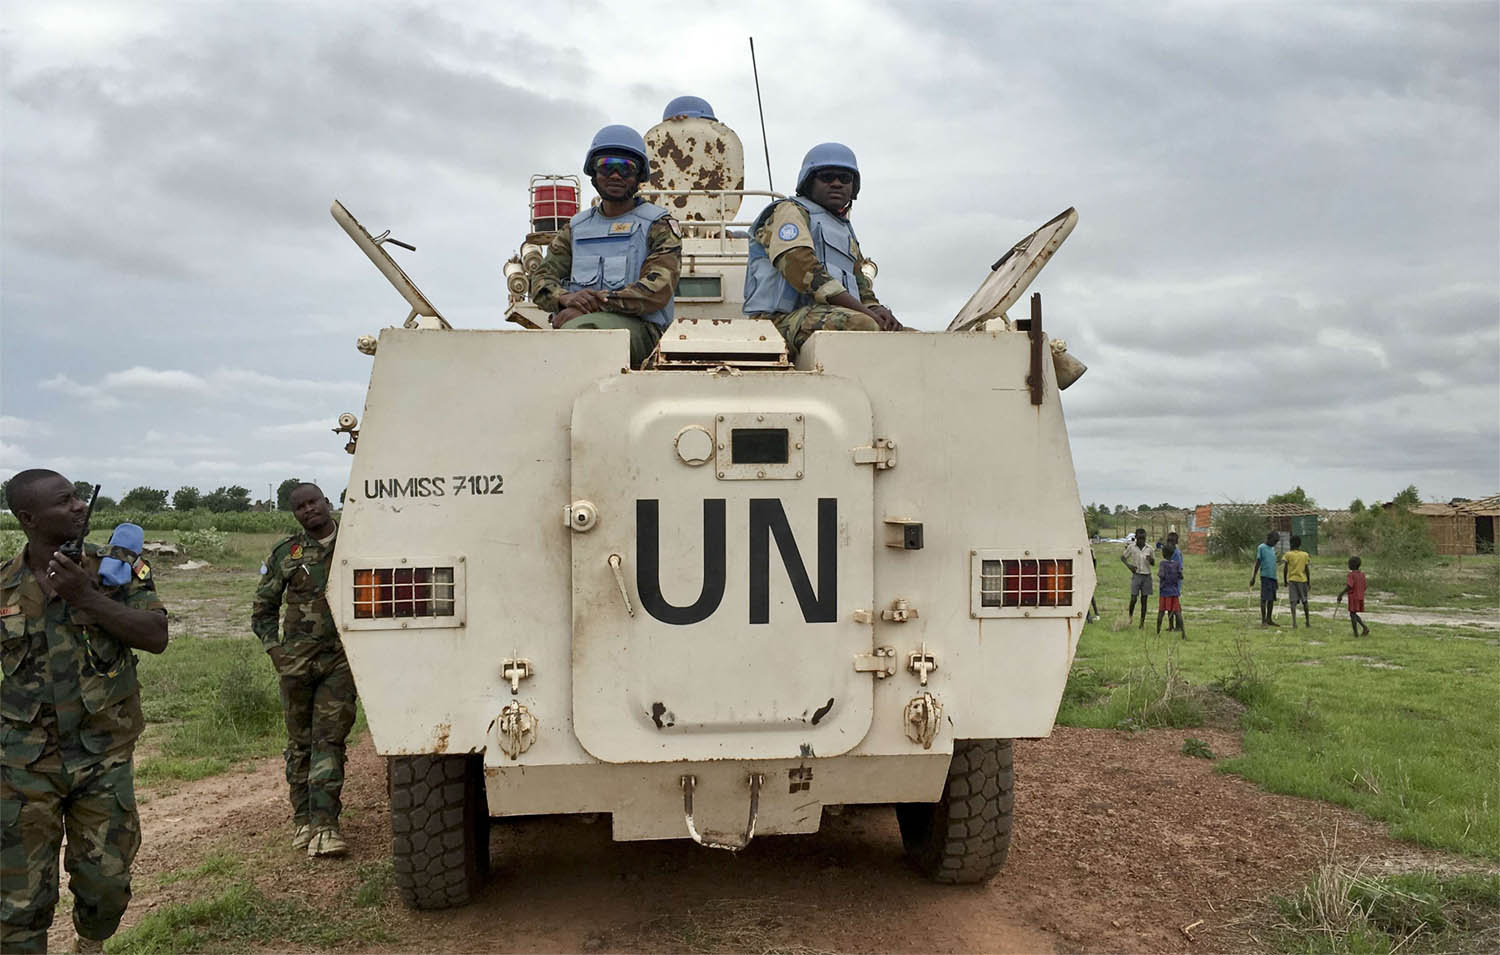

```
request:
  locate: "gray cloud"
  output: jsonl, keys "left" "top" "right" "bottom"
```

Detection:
{"left": 2, "top": 0, "right": 1496, "bottom": 509}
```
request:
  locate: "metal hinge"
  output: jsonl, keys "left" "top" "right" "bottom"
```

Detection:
{"left": 852, "top": 438, "right": 897, "bottom": 470}
{"left": 853, "top": 646, "right": 897, "bottom": 679}
{"left": 501, "top": 657, "right": 533, "bottom": 694}
{"left": 881, "top": 598, "right": 919, "bottom": 623}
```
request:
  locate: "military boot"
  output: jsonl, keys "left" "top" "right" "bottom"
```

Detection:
{"left": 292, "top": 821, "right": 314, "bottom": 851}
{"left": 308, "top": 825, "right": 349, "bottom": 858}
{"left": 74, "top": 934, "right": 106, "bottom": 953}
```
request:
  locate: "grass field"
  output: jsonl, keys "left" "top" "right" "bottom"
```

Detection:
{"left": 1066, "top": 548, "right": 1500, "bottom": 860}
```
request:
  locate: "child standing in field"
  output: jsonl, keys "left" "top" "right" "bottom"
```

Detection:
{"left": 1337, "top": 555, "right": 1371, "bottom": 637}
{"left": 1157, "top": 541, "right": 1185, "bottom": 637}
{"left": 1281, "top": 535, "right": 1312, "bottom": 629}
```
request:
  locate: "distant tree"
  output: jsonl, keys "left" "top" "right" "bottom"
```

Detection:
{"left": 72, "top": 480, "right": 95, "bottom": 501}
{"left": 120, "top": 486, "right": 169, "bottom": 512}
{"left": 203, "top": 485, "right": 252, "bottom": 513}
{"left": 1158, "top": 503, "right": 1173, "bottom": 511}
{"left": 1114, "top": 504, "right": 1126, "bottom": 514}
{"left": 1392, "top": 485, "right": 1421, "bottom": 507}
{"left": 1137, "top": 504, "right": 1152, "bottom": 514}
{"left": 338, "top": 488, "right": 346, "bottom": 505}
{"left": 276, "top": 478, "right": 302, "bottom": 511}
{"left": 1349, "top": 498, "right": 1365, "bottom": 514}
{"left": 1267, "top": 486, "right": 1316, "bottom": 508}
{"left": 94, "top": 496, "right": 118, "bottom": 510}
{"left": 173, "top": 486, "right": 202, "bottom": 510}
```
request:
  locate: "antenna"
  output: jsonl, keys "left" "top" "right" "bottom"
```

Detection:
{"left": 749, "top": 37, "right": 774, "bottom": 191}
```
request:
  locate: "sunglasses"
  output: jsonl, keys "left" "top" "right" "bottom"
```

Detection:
{"left": 814, "top": 170, "right": 854, "bottom": 185}
{"left": 593, "top": 156, "right": 641, "bottom": 179}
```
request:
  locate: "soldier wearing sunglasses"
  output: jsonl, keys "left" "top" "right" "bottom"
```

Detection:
{"left": 531, "top": 124, "right": 682, "bottom": 368}
{"left": 743, "top": 142, "right": 902, "bottom": 359}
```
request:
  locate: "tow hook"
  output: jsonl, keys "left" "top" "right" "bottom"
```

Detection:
{"left": 680, "top": 773, "right": 763, "bottom": 852}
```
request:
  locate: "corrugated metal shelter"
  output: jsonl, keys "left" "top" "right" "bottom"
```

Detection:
{"left": 1411, "top": 495, "right": 1500, "bottom": 555}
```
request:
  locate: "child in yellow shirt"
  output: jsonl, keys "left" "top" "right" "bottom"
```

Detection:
{"left": 1280, "top": 535, "right": 1312, "bottom": 629}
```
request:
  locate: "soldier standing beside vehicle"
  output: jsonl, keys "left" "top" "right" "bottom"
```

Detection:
{"left": 1, "top": 469, "right": 168, "bottom": 954}
{"left": 743, "top": 142, "right": 903, "bottom": 360}
{"left": 532, "top": 124, "right": 682, "bottom": 368}
{"left": 252, "top": 483, "right": 356, "bottom": 858}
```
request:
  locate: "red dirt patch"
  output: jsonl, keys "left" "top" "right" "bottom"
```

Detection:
{"left": 53, "top": 727, "right": 1459, "bottom": 953}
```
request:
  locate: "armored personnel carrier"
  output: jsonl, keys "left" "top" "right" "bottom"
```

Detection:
{"left": 328, "top": 101, "right": 1094, "bottom": 910}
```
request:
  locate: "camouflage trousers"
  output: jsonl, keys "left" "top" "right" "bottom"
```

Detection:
{"left": 559, "top": 311, "right": 664, "bottom": 368}
{"left": 0, "top": 749, "right": 140, "bottom": 953}
{"left": 277, "top": 651, "right": 357, "bottom": 828}
{"left": 768, "top": 306, "right": 880, "bottom": 361}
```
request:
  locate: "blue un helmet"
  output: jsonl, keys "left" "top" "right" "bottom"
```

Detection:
{"left": 662, "top": 95, "right": 716, "bottom": 121}
{"left": 583, "top": 124, "right": 651, "bottom": 180}
{"left": 796, "top": 142, "right": 860, "bottom": 199}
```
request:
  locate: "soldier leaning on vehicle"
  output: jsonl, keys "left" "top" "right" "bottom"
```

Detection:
{"left": 1, "top": 469, "right": 169, "bottom": 955}
{"left": 531, "top": 123, "right": 683, "bottom": 369}
{"left": 251, "top": 482, "right": 357, "bottom": 859}
{"left": 743, "top": 142, "right": 904, "bottom": 361}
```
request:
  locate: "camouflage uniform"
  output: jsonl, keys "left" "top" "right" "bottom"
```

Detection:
{"left": 530, "top": 211, "right": 682, "bottom": 367}
{"left": 0, "top": 544, "right": 162, "bottom": 953}
{"left": 251, "top": 528, "right": 356, "bottom": 831}
{"left": 748, "top": 199, "right": 883, "bottom": 360}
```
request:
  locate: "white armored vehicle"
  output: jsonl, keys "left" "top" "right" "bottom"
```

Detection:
{"left": 328, "top": 102, "right": 1094, "bottom": 909}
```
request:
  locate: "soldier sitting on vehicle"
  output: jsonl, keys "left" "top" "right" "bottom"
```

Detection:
{"left": 743, "top": 142, "right": 902, "bottom": 360}
{"left": 531, "top": 124, "right": 683, "bottom": 368}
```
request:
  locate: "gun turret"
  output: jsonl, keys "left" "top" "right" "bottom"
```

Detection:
{"left": 59, "top": 484, "right": 100, "bottom": 563}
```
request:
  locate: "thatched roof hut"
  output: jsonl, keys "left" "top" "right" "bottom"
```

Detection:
{"left": 1408, "top": 495, "right": 1499, "bottom": 555}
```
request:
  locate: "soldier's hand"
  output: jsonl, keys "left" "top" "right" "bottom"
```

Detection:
{"left": 867, "top": 304, "right": 903, "bottom": 331}
{"left": 551, "top": 306, "right": 584, "bottom": 329}
{"left": 47, "top": 550, "right": 93, "bottom": 601}
{"left": 558, "top": 290, "right": 606, "bottom": 314}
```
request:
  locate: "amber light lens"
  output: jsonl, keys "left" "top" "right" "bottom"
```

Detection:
{"left": 353, "top": 566, "right": 456, "bottom": 619}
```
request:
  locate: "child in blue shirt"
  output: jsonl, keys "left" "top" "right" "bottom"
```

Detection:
{"left": 1157, "top": 542, "right": 1185, "bottom": 637}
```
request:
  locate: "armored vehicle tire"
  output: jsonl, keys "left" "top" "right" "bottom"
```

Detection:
{"left": 895, "top": 738, "right": 1014, "bottom": 884}
{"left": 388, "top": 754, "right": 491, "bottom": 909}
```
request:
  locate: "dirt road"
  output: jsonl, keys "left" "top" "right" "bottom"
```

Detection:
{"left": 72, "top": 726, "right": 1453, "bottom": 954}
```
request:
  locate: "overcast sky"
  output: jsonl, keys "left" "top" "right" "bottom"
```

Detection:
{"left": 2, "top": 0, "right": 1496, "bottom": 511}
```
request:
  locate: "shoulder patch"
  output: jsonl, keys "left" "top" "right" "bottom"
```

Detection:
{"left": 665, "top": 217, "right": 681, "bottom": 239}
{"left": 289, "top": 543, "right": 303, "bottom": 560}
{"left": 778, "top": 222, "right": 800, "bottom": 241}
{"left": 133, "top": 558, "right": 151, "bottom": 581}
{"left": 259, "top": 563, "right": 268, "bottom": 575}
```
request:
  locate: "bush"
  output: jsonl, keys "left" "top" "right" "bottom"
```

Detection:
{"left": 0, "top": 529, "right": 24, "bottom": 559}
{"left": 0, "top": 509, "right": 300, "bottom": 534}
{"left": 1347, "top": 506, "right": 1436, "bottom": 581}
{"left": 178, "top": 527, "right": 230, "bottom": 558}
{"left": 1208, "top": 504, "right": 1267, "bottom": 562}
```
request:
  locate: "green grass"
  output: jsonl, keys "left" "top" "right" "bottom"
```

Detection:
{"left": 1068, "top": 552, "right": 1500, "bottom": 860}
{"left": 1272, "top": 867, "right": 1500, "bottom": 954}
{"left": 106, "top": 880, "right": 393, "bottom": 953}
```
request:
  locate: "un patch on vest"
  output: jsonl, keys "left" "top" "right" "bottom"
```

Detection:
{"left": 778, "top": 223, "right": 800, "bottom": 241}
{"left": 609, "top": 222, "right": 635, "bottom": 235}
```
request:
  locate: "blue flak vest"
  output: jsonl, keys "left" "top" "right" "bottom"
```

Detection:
{"left": 742, "top": 196, "right": 862, "bottom": 315}
{"left": 566, "top": 201, "right": 674, "bottom": 329}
